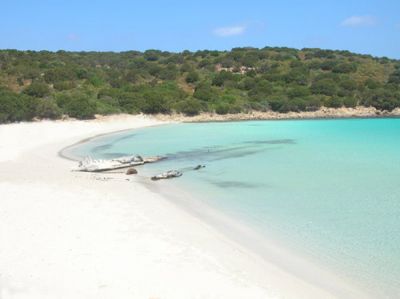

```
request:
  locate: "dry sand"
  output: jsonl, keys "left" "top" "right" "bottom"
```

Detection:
{"left": 0, "top": 114, "right": 368, "bottom": 299}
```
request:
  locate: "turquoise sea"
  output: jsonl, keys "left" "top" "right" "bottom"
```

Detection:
{"left": 66, "top": 119, "right": 400, "bottom": 297}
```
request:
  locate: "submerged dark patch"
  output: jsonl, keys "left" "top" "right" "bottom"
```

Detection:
{"left": 114, "top": 133, "right": 137, "bottom": 142}
{"left": 165, "top": 141, "right": 284, "bottom": 162}
{"left": 208, "top": 180, "right": 261, "bottom": 189}
{"left": 101, "top": 152, "right": 129, "bottom": 159}
{"left": 92, "top": 143, "right": 112, "bottom": 153}
{"left": 244, "top": 139, "right": 295, "bottom": 145}
{"left": 209, "top": 149, "right": 265, "bottom": 161}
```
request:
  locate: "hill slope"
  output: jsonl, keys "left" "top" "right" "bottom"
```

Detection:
{"left": 0, "top": 47, "right": 399, "bottom": 122}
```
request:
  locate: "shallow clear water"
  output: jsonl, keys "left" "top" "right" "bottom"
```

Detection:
{"left": 67, "top": 119, "right": 400, "bottom": 297}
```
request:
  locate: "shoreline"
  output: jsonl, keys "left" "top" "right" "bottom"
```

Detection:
{"left": 141, "top": 177, "right": 371, "bottom": 299}
{"left": 58, "top": 121, "right": 176, "bottom": 162}
{"left": 61, "top": 117, "right": 371, "bottom": 298}
{"left": 155, "top": 106, "right": 400, "bottom": 123}
{"left": 59, "top": 108, "right": 400, "bottom": 161}
{"left": 0, "top": 114, "right": 370, "bottom": 298}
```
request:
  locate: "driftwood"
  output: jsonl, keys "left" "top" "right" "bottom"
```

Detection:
{"left": 143, "top": 156, "right": 167, "bottom": 163}
{"left": 151, "top": 170, "right": 182, "bottom": 181}
{"left": 150, "top": 164, "right": 205, "bottom": 181}
{"left": 113, "top": 155, "right": 143, "bottom": 164}
{"left": 76, "top": 158, "right": 144, "bottom": 172}
{"left": 75, "top": 154, "right": 167, "bottom": 173}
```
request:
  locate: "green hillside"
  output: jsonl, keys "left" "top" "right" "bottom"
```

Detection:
{"left": 0, "top": 47, "right": 399, "bottom": 122}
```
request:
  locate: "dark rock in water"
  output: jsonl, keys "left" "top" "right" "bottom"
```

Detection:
{"left": 193, "top": 165, "right": 206, "bottom": 170}
{"left": 126, "top": 168, "right": 138, "bottom": 175}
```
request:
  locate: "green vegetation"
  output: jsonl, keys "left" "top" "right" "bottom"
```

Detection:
{"left": 0, "top": 47, "right": 399, "bottom": 122}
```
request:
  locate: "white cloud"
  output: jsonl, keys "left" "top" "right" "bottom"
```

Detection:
{"left": 341, "top": 15, "right": 377, "bottom": 27}
{"left": 213, "top": 25, "right": 246, "bottom": 37}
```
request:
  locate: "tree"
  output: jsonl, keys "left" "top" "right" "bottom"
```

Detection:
{"left": 44, "top": 67, "right": 76, "bottom": 83}
{"left": 35, "top": 98, "right": 61, "bottom": 119}
{"left": 193, "top": 82, "right": 215, "bottom": 101}
{"left": 88, "top": 75, "right": 104, "bottom": 87}
{"left": 55, "top": 92, "right": 97, "bottom": 119}
{"left": 53, "top": 81, "right": 76, "bottom": 91}
{"left": 159, "top": 64, "right": 178, "bottom": 80}
{"left": 148, "top": 64, "right": 162, "bottom": 76}
{"left": 332, "top": 63, "right": 357, "bottom": 73}
{"left": 144, "top": 50, "right": 161, "bottom": 61}
{"left": 339, "top": 79, "right": 357, "bottom": 91}
{"left": 362, "top": 88, "right": 400, "bottom": 111}
{"left": 283, "top": 69, "right": 308, "bottom": 85}
{"left": 241, "top": 77, "right": 256, "bottom": 90}
{"left": 365, "top": 79, "right": 381, "bottom": 89}
{"left": 215, "top": 102, "right": 230, "bottom": 114}
{"left": 0, "top": 88, "right": 37, "bottom": 122}
{"left": 287, "top": 98, "right": 307, "bottom": 112}
{"left": 117, "top": 92, "right": 142, "bottom": 113}
{"left": 76, "top": 68, "right": 89, "bottom": 79}
{"left": 180, "top": 63, "right": 192, "bottom": 73}
{"left": 320, "top": 60, "right": 338, "bottom": 71}
{"left": 212, "top": 71, "right": 234, "bottom": 87}
{"left": 241, "top": 52, "right": 259, "bottom": 67}
{"left": 311, "top": 79, "right": 337, "bottom": 96}
{"left": 326, "top": 97, "right": 343, "bottom": 108}
{"left": 388, "top": 70, "right": 400, "bottom": 84}
{"left": 175, "top": 98, "right": 203, "bottom": 116}
{"left": 23, "top": 82, "right": 50, "bottom": 98}
{"left": 185, "top": 71, "right": 199, "bottom": 83}
{"left": 343, "top": 96, "right": 358, "bottom": 108}
{"left": 287, "top": 86, "right": 311, "bottom": 98}
{"left": 141, "top": 92, "right": 170, "bottom": 114}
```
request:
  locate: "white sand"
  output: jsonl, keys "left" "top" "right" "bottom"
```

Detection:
{"left": 0, "top": 115, "right": 367, "bottom": 299}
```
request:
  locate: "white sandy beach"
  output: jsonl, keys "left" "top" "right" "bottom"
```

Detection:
{"left": 0, "top": 114, "right": 368, "bottom": 299}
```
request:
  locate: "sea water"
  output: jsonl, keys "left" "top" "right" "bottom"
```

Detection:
{"left": 66, "top": 119, "right": 400, "bottom": 297}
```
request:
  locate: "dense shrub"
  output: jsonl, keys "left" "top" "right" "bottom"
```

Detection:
{"left": 388, "top": 70, "right": 400, "bottom": 84}
{"left": 343, "top": 97, "right": 358, "bottom": 108}
{"left": 185, "top": 71, "right": 199, "bottom": 83}
{"left": 311, "top": 79, "right": 337, "bottom": 96}
{"left": 215, "top": 103, "right": 230, "bottom": 114}
{"left": 175, "top": 98, "right": 203, "bottom": 116}
{"left": 55, "top": 92, "right": 97, "bottom": 119}
{"left": 141, "top": 96, "right": 170, "bottom": 114}
{"left": 332, "top": 63, "right": 357, "bottom": 74}
{"left": 53, "top": 81, "right": 76, "bottom": 91}
{"left": 325, "top": 97, "right": 343, "bottom": 108}
{"left": 44, "top": 68, "right": 76, "bottom": 83}
{"left": 23, "top": 82, "right": 50, "bottom": 98}
{"left": 193, "top": 82, "right": 215, "bottom": 102}
{"left": 0, "top": 89, "right": 37, "bottom": 122}
{"left": 35, "top": 98, "right": 62, "bottom": 119}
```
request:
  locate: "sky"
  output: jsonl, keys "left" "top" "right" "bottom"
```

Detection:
{"left": 1, "top": 0, "right": 399, "bottom": 58}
